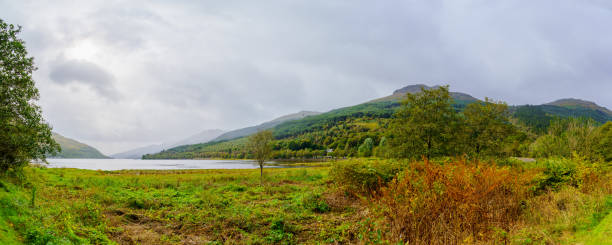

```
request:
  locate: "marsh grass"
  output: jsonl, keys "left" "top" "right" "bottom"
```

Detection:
{"left": 1, "top": 159, "right": 610, "bottom": 244}
{"left": 0, "top": 166, "right": 361, "bottom": 244}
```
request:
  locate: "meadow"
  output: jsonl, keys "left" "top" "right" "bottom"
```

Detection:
{"left": 1, "top": 157, "right": 610, "bottom": 244}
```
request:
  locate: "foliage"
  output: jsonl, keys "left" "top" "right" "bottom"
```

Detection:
{"left": 0, "top": 19, "right": 59, "bottom": 173}
{"left": 530, "top": 158, "right": 579, "bottom": 193}
{"left": 389, "top": 85, "right": 461, "bottom": 159}
{"left": 272, "top": 100, "right": 398, "bottom": 139}
{"left": 594, "top": 122, "right": 612, "bottom": 162}
{"left": 514, "top": 184, "right": 612, "bottom": 244}
{"left": 142, "top": 85, "right": 610, "bottom": 161}
{"left": 248, "top": 130, "right": 274, "bottom": 184}
{"left": 300, "top": 193, "right": 330, "bottom": 213}
{"left": 330, "top": 159, "right": 408, "bottom": 195}
{"left": 374, "top": 136, "right": 389, "bottom": 158}
{"left": 143, "top": 137, "right": 250, "bottom": 159}
{"left": 357, "top": 138, "right": 374, "bottom": 157}
{"left": 0, "top": 166, "right": 353, "bottom": 244}
{"left": 463, "top": 98, "right": 517, "bottom": 157}
{"left": 512, "top": 105, "right": 553, "bottom": 134}
{"left": 367, "top": 159, "right": 532, "bottom": 244}
{"left": 1, "top": 159, "right": 611, "bottom": 244}
{"left": 528, "top": 157, "right": 608, "bottom": 194}
{"left": 248, "top": 130, "right": 274, "bottom": 165}
{"left": 530, "top": 117, "right": 603, "bottom": 161}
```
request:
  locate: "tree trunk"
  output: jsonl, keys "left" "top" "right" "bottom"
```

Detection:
{"left": 259, "top": 162, "right": 263, "bottom": 186}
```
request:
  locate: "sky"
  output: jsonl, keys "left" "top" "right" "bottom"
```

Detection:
{"left": 1, "top": 0, "right": 612, "bottom": 155}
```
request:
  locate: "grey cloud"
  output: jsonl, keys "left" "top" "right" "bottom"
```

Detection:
{"left": 49, "top": 58, "right": 121, "bottom": 99}
{"left": 2, "top": 0, "right": 611, "bottom": 154}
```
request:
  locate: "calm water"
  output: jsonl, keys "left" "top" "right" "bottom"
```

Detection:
{"left": 45, "top": 159, "right": 285, "bottom": 171}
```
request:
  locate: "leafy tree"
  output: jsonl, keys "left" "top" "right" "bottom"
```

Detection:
{"left": 247, "top": 130, "right": 274, "bottom": 185}
{"left": 358, "top": 138, "right": 374, "bottom": 157}
{"left": 594, "top": 121, "right": 612, "bottom": 162}
{"left": 389, "top": 85, "right": 459, "bottom": 159}
{"left": 463, "top": 98, "right": 516, "bottom": 157}
{"left": 0, "top": 19, "right": 59, "bottom": 174}
{"left": 376, "top": 136, "right": 389, "bottom": 158}
{"left": 529, "top": 117, "right": 600, "bottom": 160}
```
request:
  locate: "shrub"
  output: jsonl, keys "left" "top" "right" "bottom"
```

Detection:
{"left": 301, "top": 193, "right": 330, "bottom": 213}
{"left": 530, "top": 158, "right": 578, "bottom": 193}
{"left": 529, "top": 157, "right": 608, "bottom": 194}
{"left": 330, "top": 159, "right": 408, "bottom": 195}
{"left": 265, "top": 218, "right": 295, "bottom": 244}
{"left": 369, "top": 159, "right": 532, "bottom": 244}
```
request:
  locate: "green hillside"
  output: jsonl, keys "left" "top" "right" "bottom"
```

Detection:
{"left": 213, "top": 111, "right": 321, "bottom": 142}
{"left": 547, "top": 98, "right": 612, "bottom": 115}
{"left": 144, "top": 85, "right": 612, "bottom": 160}
{"left": 50, "top": 133, "right": 109, "bottom": 159}
{"left": 512, "top": 103, "right": 612, "bottom": 133}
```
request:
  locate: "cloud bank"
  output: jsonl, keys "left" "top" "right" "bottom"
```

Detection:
{"left": 1, "top": 0, "right": 611, "bottom": 154}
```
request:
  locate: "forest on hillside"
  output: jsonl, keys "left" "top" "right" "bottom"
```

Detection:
{"left": 145, "top": 86, "right": 612, "bottom": 162}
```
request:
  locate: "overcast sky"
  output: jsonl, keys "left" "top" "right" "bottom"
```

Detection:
{"left": 2, "top": 0, "right": 611, "bottom": 155}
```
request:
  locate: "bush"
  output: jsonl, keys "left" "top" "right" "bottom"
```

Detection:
{"left": 330, "top": 159, "right": 408, "bottom": 195}
{"left": 265, "top": 218, "right": 295, "bottom": 244}
{"left": 530, "top": 158, "right": 578, "bottom": 193}
{"left": 529, "top": 157, "right": 608, "bottom": 194}
{"left": 301, "top": 193, "right": 330, "bottom": 213}
{"left": 368, "top": 159, "right": 532, "bottom": 243}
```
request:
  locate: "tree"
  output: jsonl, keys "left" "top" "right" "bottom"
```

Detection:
{"left": 389, "top": 85, "right": 459, "bottom": 159}
{"left": 0, "top": 19, "right": 59, "bottom": 174}
{"left": 529, "top": 117, "right": 600, "bottom": 160}
{"left": 462, "top": 98, "right": 516, "bottom": 157}
{"left": 247, "top": 130, "right": 274, "bottom": 185}
{"left": 358, "top": 137, "right": 374, "bottom": 157}
{"left": 375, "top": 136, "right": 389, "bottom": 158}
{"left": 594, "top": 122, "right": 612, "bottom": 162}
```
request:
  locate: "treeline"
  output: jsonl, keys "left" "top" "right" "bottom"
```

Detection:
{"left": 383, "top": 86, "right": 611, "bottom": 161}
{"left": 145, "top": 86, "right": 612, "bottom": 161}
{"left": 269, "top": 86, "right": 610, "bottom": 161}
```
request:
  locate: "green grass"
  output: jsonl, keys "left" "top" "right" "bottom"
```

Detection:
{"left": 0, "top": 159, "right": 610, "bottom": 244}
{"left": 572, "top": 196, "right": 612, "bottom": 245}
{"left": 584, "top": 212, "right": 612, "bottom": 245}
{"left": 0, "top": 166, "right": 362, "bottom": 244}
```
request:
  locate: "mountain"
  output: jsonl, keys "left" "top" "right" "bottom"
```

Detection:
{"left": 272, "top": 84, "right": 479, "bottom": 139}
{"left": 110, "top": 144, "right": 164, "bottom": 159}
{"left": 169, "top": 129, "right": 225, "bottom": 147}
{"left": 212, "top": 111, "right": 321, "bottom": 142}
{"left": 374, "top": 84, "right": 479, "bottom": 103}
{"left": 144, "top": 84, "right": 612, "bottom": 160}
{"left": 145, "top": 84, "right": 479, "bottom": 159}
{"left": 50, "top": 133, "right": 109, "bottom": 159}
{"left": 513, "top": 99, "right": 612, "bottom": 133}
{"left": 111, "top": 129, "right": 225, "bottom": 159}
{"left": 546, "top": 98, "right": 612, "bottom": 116}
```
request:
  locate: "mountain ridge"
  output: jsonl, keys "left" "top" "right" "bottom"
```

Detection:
{"left": 50, "top": 133, "right": 109, "bottom": 159}
{"left": 111, "top": 129, "right": 225, "bottom": 159}
{"left": 546, "top": 98, "right": 612, "bottom": 116}
{"left": 211, "top": 111, "right": 321, "bottom": 142}
{"left": 373, "top": 84, "right": 480, "bottom": 103}
{"left": 144, "top": 84, "right": 612, "bottom": 159}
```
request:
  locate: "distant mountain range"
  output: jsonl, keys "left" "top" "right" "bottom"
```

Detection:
{"left": 111, "top": 129, "right": 225, "bottom": 159}
{"left": 50, "top": 133, "right": 109, "bottom": 159}
{"left": 212, "top": 111, "right": 321, "bottom": 142}
{"left": 144, "top": 83, "right": 612, "bottom": 159}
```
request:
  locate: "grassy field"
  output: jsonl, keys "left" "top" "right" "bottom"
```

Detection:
{"left": 0, "top": 165, "right": 363, "bottom": 244}
{"left": 0, "top": 158, "right": 611, "bottom": 244}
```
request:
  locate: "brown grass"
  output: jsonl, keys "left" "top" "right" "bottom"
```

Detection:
{"left": 369, "top": 159, "right": 533, "bottom": 244}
